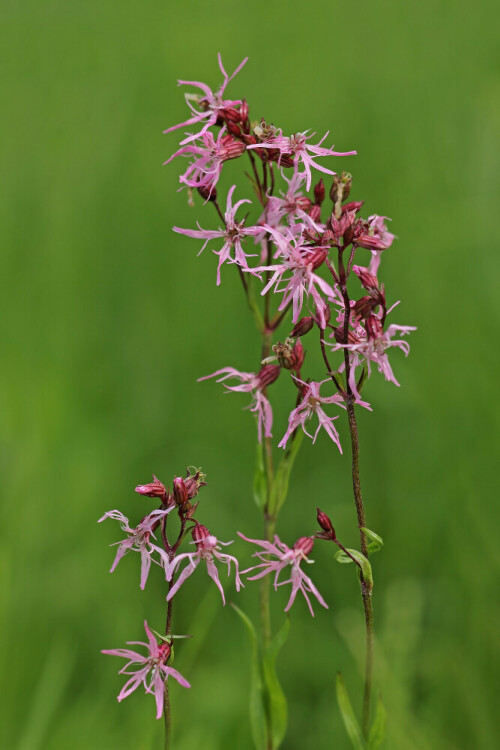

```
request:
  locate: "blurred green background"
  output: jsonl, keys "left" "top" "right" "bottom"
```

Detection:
{"left": 1, "top": 0, "right": 499, "bottom": 748}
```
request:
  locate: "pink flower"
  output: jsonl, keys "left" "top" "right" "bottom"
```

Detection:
{"left": 198, "top": 364, "right": 280, "bottom": 442}
{"left": 238, "top": 533, "right": 327, "bottom": 616}
{"left": 164, "top": 128, "right": 245, "bottom": 197}
{"left": 102, "top": 620, "right": 190, "bottom": 719}
{"left": 279, "top": 379, "right": 349, "bottom": 451}
{"left": 98, "top": 508, "right": 172, "bottom": 589}
{"left": 173, "top": 185, "right": 261, "bottom": 285}
{"left": 254, "top": 226, "right": 338, "bottom": 327}
{"left": 328, "top": 315, "right": 416, "bottom": 387}
{"left": 263, "top": 170, "right": 312, "bottom": 228}
{"left": 248, "top": 131, "right": 356, "bottom": 190}
{"left": 163, "top": 54, "right": 248, "bottom": 146}
{"left": 165, "top": 523, "right": 243, "bottom": 605}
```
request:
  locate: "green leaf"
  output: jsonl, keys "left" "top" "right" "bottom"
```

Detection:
{"left": 263, "top": 618, "right": 290, "bottom": 749}
{"left": 232, "top": 604, "right": 267, "bottom": 750}
{"left": 334, "top": 548, "right": 373, "bottom": 586}
{"left": 360, "top": 527, "right": 384, "bottom": 555}
{"left": 368, "top": 695, "right": 387, "bottom": 749}
{"left": 336, "top": 672, "right": 366, "bottom": 750}
{"left": 253, "top": 440, "right": 267, "bottom": 511}
{"left": 268, "top": 430, "right": 304, "bottom": 517}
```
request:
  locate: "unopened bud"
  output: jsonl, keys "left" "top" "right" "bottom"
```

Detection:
{"left": 221, "top": 107, "right": 242, "bottom": 123}
{"left": 257, "top": 364, "right": 281, "bottom": 388}
{"left": 173, "top": 477, "right": 189, "bottom": 509}
{"left": 240, "top": 99, "right": 249, "bottom": 122}
{"left": 226, "top": 120, "right": 242, "bottom": 137}
{"left": 197, "top": 185, "right": 216, "bottom": 202}
{"left": 290, "top": 317, "right": 315, "bottom": 337}
{"left": 308, "top": 204, "right": 321, "bottom": 222}
{"left": 158, "top": 641, "right": 172, "bottom": 662}
{"left": 293, "top": 536, "right": 314, "bottom": 557}
{"left": 353, "top": 265, "right": 378, "bottom": 292}
{"left": 135, "top": 475, "right": 167, "bottom": 500}
{"left": 365, "top": 315, "right": 384, "bottom": 340}
{"left": 342, "top": 200, "right": 364, "bottom": 214}
{"left": 183, "top": 467, "right": 207, "bottom": 499}
{"left": 314, "top": 179, "right": 325, "bottom": 205}
{"left": 353, "top": 296, "right": 377, "bottom": 320}
{"left": 308, "top": 246, "right": 328, "bottom": 270}
{"left": 316, "top": 508, "right": 336, "bottom": 539}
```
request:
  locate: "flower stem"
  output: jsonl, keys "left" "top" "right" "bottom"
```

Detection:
{"left": 346, "top": 399, "right": 374, "bottom": 738}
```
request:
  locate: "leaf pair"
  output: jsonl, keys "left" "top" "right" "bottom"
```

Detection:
{"left": 232, "top": 604, "right": 290, "bottom": 750}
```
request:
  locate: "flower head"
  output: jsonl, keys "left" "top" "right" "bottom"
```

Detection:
{"left": 163, "top": 54, "right": 248, "bottom": 146}
{"left": 173, "top": 185, "right": 261, "bottom": 285}
{"left": 198, "top": 364, "right": 280, "bottom": 442}
{"left": 98, "top": 508, "right": 172, "bottom": 589}
{"left": 165, "top": 523, "right": 242, "bottom": 604}
{"left": 248, "top": 130, "right": 356, "bottom": 190}
{"left": 238, "top": 532, "right": 327, "bottom": 616}
{"left": 102, "top": 620, "right": 190, "bottom": 719}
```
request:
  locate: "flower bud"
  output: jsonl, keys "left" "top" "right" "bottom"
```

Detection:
{"left": 365, "top": 315, "right": 384, "bottom": 340}
{"left": 353, "top": 265, "right": 378, "bottom": 292}
{"left": 342, "top": 200, "right": 364, "bottom": 214}
{"left": 220, "top": 107, "right": 242, "bottom": 123}
{"left": 173, "top": 477, "right": 189, "bottom": 508}
{"left": 307, "top": 246, "right": 328, "bottom": 270}
{"left": 183, "top": 467, "right": 207, "bottom": 499}
{"left": 197, "top": 185, "right": 216, "bottom": 202}
{"left": 316, "top": 508, "right": 336, "bottom": 539}
{"left": 314, "top": 179, "right": 325, "bottom": 205}
{"left": 135, "top": 475, "right": 167, "bottom": 500}
{"left": 308, "top": 204, "right": 321, "bottom": 223}
{"left": 220, "top": 135, "right": 246, "bottom": 160}
{"left": 240, "top": 99, "right": 249, "bottom": 122}
{"left": 226, "top": 120, "right": 242, "bottom": 137}
{"left": 293, "top": 536, "right": 314, "bottom": 557}
{"left": 158, "top": 641, "right": 172, "bottom": 663}
{"left": 256, "top": 364, "right": 281, "bottom": 389}
{"left": 296, "top": 196, "right": 312, "bottom": 212}
{"left": 353, "top": 296, "right": 377, "bottom": 320}
{"left": 290, "top": 317, "right": 315, "bottom": 337}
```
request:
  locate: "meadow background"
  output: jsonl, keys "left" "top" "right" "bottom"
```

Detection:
{"left": 1, "top": 1, "right": 499, "bottom": 748}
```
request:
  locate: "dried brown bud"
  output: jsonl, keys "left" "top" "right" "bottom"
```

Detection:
{"left": 329, "top": 171, "right": 352, "bottom": 204}
{"left": 271, "top": 338, "right": 303, "bottom": 371}
{"left": 290, "top": 317, "right": 315, "bottom": 337}
{"left": 314, "top": 179, "right": 325, "bottom": 205}
{"left": 257, "top": 364, "right": 281, "bottom": 388}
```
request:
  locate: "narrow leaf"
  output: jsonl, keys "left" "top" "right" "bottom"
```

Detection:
{"left": 336, "top": 672, "right": 366, "bottom": 750}
{"left": 334, "top": 548, "right": 373, "bottom": 585}
{"left": 268, "top": 430, "right": 304, "bottom": 517}
{"left": 360, "top": 527, "right": 384, "bottom": 555}
{"left": 232, "top": 604, "right": 267, "bottom": 750}
{"left": 263, "top": 618, "right": 290, "bottom": 749}
{"left": 368, "top": 695, "right": 387, "bottom": 749}
{"left": 253, "top": 440, "right": 267, "bottom": 511}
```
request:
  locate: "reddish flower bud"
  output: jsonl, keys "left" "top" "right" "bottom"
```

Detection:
{"left": 353, "top": 296, "right": 378, "bottom": 320}
{"left": 293, "top": 536, "right": 314, "bottom": 557}
{"left": 226, "top": 120, "right": 242, "bottom": 137}
{"left": 157, "top": 641, "right": 172, "bottom": 662}
{"left": 316, "top": 508, "right": 336, "bottom": 539}
{"left": 240, "top": 99, "right": 249, "bottom": 122}
{"left": 290, "top": 317, "right": 315, "bottom": 337}
{"left": 135, "top": 475, "right": 167, "bottom": 500}
{"left": 220, "top": 107, "right": 242, "bottom": 124}
{"left": 332, "top": 326, "right": 361, "bottom": 345}
{"left": 292, "top": 339, "right": 304, "bottom": 371}
{"left": 314, "top": 179, "right": 325, "bottom": 205}
{"left": 241, "top": 133, "right": 257, "bottom": 146}
{"left": 197, "top": 185, "right": 217, "bottom": 202}
{"left": 257, "top": 364, "right": 281, "bottom": 388}
{"left": 220, "top": 135, "right": 245, "bottom": 160}
{"left": 342, "top": 200, "right": 364, "bottom": 214}
{"left": 365, "top": 315, "right": 384, "bottom": 340}
{"left": 308, "top": 204, "right": 321, "bottom": 223}
{"left": 307, "top": 246, "right": 328, "bottom": 270}
{"left": 173, "top": 477, "right": 189, "bottom": 508}
{"left": 296, "top": 196, "right": 312, "bottom": 212}
{"left": 321, "top": 228, "right": 336, "bottom": 246}
{"left": 353, "top": 265, "right": 379, "bottom": 292}
{"left": 192, "top": 522, "right": 211, "bottom": 543}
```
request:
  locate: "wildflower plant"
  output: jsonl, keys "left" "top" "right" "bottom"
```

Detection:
{"left": 100, "top": 53, "right": 415, "bottom": 749}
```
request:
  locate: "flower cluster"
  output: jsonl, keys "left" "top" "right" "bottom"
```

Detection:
{"left": 165, "top": 55, "right": 415, "bottom": 452}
